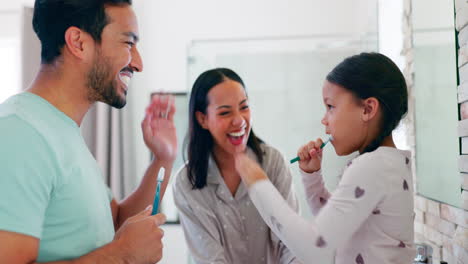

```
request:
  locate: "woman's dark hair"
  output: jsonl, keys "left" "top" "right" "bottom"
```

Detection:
{"left": 326, "top": 52, "right": 408, "bottom": 154}
{"left": 33, "top": 0, "right": 132, "bottom": 64}
{"left": 184, "top": 68, "right": 264, "bottom": 189}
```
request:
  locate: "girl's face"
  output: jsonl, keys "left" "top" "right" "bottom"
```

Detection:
{"left": 321, "top": 80, "right": 369, "bottom": 156}
{"left": 196, "top": 79, "right": 252, "bottom": 156}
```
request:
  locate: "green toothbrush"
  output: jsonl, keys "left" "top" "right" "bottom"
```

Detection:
{"left": 290, "top": 136, "right": 333, "bottom": 164}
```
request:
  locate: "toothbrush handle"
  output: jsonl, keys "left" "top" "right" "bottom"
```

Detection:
{"left": 290, "top": 156, "right": 300, "bottom": 164}
{"left": 151, "top": 183, "right": 161, "bottom": 215}
{"left": 290, "top": 139, "right": 329, "bottom": 164}
{"left": 320, "top": 140, "right": 328, "bottom": 148}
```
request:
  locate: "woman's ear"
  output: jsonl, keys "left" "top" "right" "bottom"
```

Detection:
{"left": 362, "top": 97, "right": 380, "bottom": 122}
{"left": 195, "top": 111, "right": 209, "bottom": 129}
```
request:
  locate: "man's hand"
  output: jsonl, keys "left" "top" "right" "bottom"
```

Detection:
{"left": 0, "top": 206, "right": 166, "bottom": 264}
{"left": 142, "top": 94, "right": 177, "bottom": 163}
{"left": 114, "top": 206, "right": 166, "bottom": 264}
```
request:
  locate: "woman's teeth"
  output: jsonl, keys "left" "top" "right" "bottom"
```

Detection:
{"left": 228, "top": 130, "right": 245, "bottom": 137}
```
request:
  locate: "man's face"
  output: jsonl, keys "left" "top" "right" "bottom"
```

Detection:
{"left": 86, "top": 5, "right": 143, "bottom": 108}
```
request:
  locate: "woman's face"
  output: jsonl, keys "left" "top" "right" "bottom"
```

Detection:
{"left": 197, "top": 79, "right": 252, "bottom": 155}
{"left": 321, "top": 80, "right": 368, "bottom": 156}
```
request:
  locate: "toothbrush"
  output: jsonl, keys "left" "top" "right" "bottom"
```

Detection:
{"left": 151, "top": 167, "right": 165, "bottom": 215}
{"left": 290, "top": 136, "right": 333, "bottom": 164}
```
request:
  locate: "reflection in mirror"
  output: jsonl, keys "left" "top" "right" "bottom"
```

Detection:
{"left": 184, "top": 35, "right": 379, "bottom": 264}
{"left": 187, "top": 34, "right": 379, "bottom": 221}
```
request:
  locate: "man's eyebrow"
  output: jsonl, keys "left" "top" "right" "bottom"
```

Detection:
{"left": 122, "top": 32, "right": 139, "bottom": 42}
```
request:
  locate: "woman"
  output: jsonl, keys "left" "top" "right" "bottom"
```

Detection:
{"left": 173, "top": 68, "right": 301, "bottom": 264}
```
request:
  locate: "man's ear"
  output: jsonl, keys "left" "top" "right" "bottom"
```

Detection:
{"left": 361, "top": 97, "right": 380, "bottom": 122}
{"left": 63, "top": 26, "right": 94, "bottom": 60}
{"left": 195, "top": 111, "right": 209, "bottom": 129}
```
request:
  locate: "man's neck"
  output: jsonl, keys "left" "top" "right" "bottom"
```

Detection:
{"left": 27, "top": 64, "right": 92, "bottom": 126}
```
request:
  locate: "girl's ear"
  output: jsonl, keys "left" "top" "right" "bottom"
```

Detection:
{"left": 362, "top": 97, "right": 380, "bottom": 122}
{"left": 195, "top": 111, "right": 209, "bottom": 129}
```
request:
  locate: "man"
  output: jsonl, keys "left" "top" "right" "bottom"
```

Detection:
{"left": 0, "top": 0, "right": 177, "bottom": 263}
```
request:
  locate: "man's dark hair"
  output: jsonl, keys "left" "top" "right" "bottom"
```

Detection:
{"left": 32, "top": 0, "right": 132, "bottom": 64}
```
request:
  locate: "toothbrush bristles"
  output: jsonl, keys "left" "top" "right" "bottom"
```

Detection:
{"left": 157, "top": 167, "right": 165, "bottom": 182}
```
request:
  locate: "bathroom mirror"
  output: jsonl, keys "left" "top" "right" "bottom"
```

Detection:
{"left": 412, "top": 0, "right": 461, "bottom": 207}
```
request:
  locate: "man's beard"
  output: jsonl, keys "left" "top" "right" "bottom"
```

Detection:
{"left": 86, "top": 52, "right": 126, "bottom": 109}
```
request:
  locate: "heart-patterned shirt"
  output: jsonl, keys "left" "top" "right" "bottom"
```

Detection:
{"left": 249, "top": 147, "right": 415, "bottom": 264}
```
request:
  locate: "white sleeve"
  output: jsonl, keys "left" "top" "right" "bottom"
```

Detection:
{"left": 248, "top": 157, "right": 385, "bottom": 262}
{"left": 300, "top": 169, "right": 331, "bottom": 216}
{"left": 265, "top": 149, "right": 303, "bottom": 264}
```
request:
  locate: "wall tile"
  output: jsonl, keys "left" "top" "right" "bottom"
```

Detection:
{"left": 424, "top": 225, "right": 444, "bottom": 246}
{"left": 459, "top": 23, "right": 468, "bottom": 47}
{"left": 440, "top": 203, "right": 468, "bottom": 228}
{"left": 458, "top": 155, "right": 468, "bottom": 172}
{"left": 458, "top": 83, "right": 468, "bottom": 103}
{"left": 459, "top": 62, "right": 468, "bottom": 84}
{"left": 456, "top": 6, "right": 468, "bottom": 31}
{"left": 427, "top": 199, "right": 441, "bottom": 217}
{"left": 415, "top": 195, "right": 428, "bottom": 211}
{"left": 462, "top": 173, "right": 468, "bottom": 190}
{"left": 425, "top": 213, "right": 457, "bottom": 237}
{"left": 453, "top": 226, "right": 468, "bottom": 250}
{"left": 459, "top": 44, "right": 468, "bottom": 67}
{"left": 458, "top": 120, "right": 468, "bottom": 137}
{"left": 456, "top": 0, "right": 468, "bottom": 12}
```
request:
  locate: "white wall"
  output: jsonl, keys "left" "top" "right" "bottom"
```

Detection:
{"left": 132, "top": 0, "right": 377, "bottom": 94}
{"left": 0, "top": 0, "right": 34, "bottom": 11}
{"left": 378, "top": 0, "right": 404, "bottom": 70}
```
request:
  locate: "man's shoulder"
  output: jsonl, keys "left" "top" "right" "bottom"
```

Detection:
{"left": 0, "top": 94, "right": 49, "bottom": 138}
{"left": 0, "top": 113, "right": 45, "bottom": 144}
{"left": 0, "top": 113, "right": 56, "bottom": 167}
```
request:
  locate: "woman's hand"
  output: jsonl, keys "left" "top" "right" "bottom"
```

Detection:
{"left": 233, "top": 152, "right": 268, "bottom": 188}
{"left": 142, "top": 95, "right": 178, "bottom": 164}
{"left": 297, "top": 138, "right": 323, "bottom": 173}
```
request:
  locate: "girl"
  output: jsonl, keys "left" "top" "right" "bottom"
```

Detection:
{"left": 234, "top": 53, "right": 415, "bottom": 264}
{"left": 173, "top": 68, "right": 302, "bottom": 264}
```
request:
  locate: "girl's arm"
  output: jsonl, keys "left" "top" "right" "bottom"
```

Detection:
{"left": 300, "top": 169, "right": 331, "bottom": 216}
{"left": 236, "top": 152, "right": 386, "bottom": 262}
{"left": 264, "top": 147, "right": 303, "bottom": 264}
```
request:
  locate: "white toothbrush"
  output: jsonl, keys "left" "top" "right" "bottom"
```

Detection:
{"left": 151, "top": 167, "right": 165, "bottom": 215}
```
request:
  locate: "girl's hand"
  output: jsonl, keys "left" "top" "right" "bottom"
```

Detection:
{"left": 233, "top": 152, "right": 268, "bottom": 187}
{"left": 142, "top": 95, "right": 178, "bottom": 164}
{"left": 297, "top": 138, "right": 323, "bottom": 173}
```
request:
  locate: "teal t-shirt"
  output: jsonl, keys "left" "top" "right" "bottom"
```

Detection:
{"left": 0, "top": 93, "right": 115, "bottom": 262}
